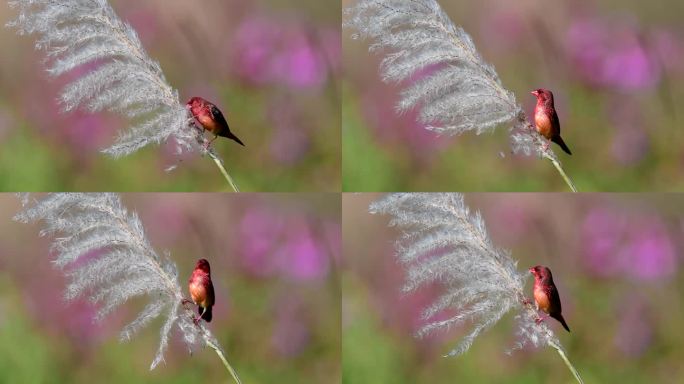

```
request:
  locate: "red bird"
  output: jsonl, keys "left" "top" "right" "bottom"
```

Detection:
{"left": 187, "top": 97, "right": 245, "bottom": 147}
{"left": 188, "top": 258, "right": 215, "bottom": 323}
{"left": 531, "top": 89, "right": 572, "bottom": 155}
{"left": 529, "top": 265, "right": 570, "bottom": 332}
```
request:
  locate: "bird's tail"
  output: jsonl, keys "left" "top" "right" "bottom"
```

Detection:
{"left": 199, "top": 306, "right": 212, "bottom": 322}
{"left": 552, "top": 136, "right": 572, "bottom": 155}
{"left": 553, "top": 313, "right": 570, "bottom": 332}
{"left": 221, "top": 131, "right": 245, "bottom": 146}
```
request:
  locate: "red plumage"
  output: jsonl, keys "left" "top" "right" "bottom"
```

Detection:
{"left": 188, "top": 258, "right": 215, "bottom": 323}
{"left": 529, "top": 265, "right": 570, "bottom": 332}
{"left": 187, "top": 96, "right": 245, "bottom": 147}
{"left": 531, "top": 89, "right": 572, "bottom": 155}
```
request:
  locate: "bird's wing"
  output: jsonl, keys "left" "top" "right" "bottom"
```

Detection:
{"left": 207, "top": 278, "right": 215, "bottom": 307}
{"left": 544, "top": 283, "right": 562, "bottom": 313}
{"left": 551, "top": 108, "right": 561, "bottom": 135}
{"left": 210, "top": 105, "right": 230, "bottom": 132}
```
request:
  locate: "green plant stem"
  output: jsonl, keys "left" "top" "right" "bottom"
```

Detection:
{"left": 544, "top": 154, "right": 578, "bottom": 192}
{"left": 548, "top": 340, "right": 584, "bottom": 384}
{"left": 525, "top": 121, "right": 578, "bottom": 192}
{"left": 208, "top": 152, "right": 240, "bottom": 192}
{"left": 205, "top": 338, "right": 242, "bottom": 384}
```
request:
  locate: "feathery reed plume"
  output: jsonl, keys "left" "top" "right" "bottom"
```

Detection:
{"left": 14, "top": 193, "right": 242, "bottom": 383}
{"left": 369, "top": 193, "right": 583, "bottom": 383}
{"left": 7, "top": 1, "right": 239, "bottom": 190}
{"left": 345, "top": 1, "right": 577, "bottom": 192}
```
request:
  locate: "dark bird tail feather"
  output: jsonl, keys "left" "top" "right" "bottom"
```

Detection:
{"left": 552, "top": 136, "right": 572, "bottom": 155}
{"left": 199, "top": 306, "right": 212, "bottom": 322}
{"left": 221, "top": 131, "right": 245, "bottom": 146}
{"left": 553, "top": 313, "right": 570, "bottom": 332}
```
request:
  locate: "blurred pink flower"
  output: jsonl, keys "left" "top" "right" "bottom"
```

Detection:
{"left": 276, "top": 225, "right": 329, "bottom": 281}
{"left": 239, "top": 208, "right": 330, "bottom": 281}
{"left": 582, "top": 208, "right": 677, "bottom": 281}
{"left": 273, "top": 34, "right": 327, "bottom": 88}
{"left": 622, "top": 219, "right": 676, "bottom": 280}
{"left": 566, "top": 18, "right": 661, "bottom": 90}
{"left": 232, "top": 18, "right": 275, "bottom": 84}
{"left": 232, "top": 17, "right": 329, "bottom": 89}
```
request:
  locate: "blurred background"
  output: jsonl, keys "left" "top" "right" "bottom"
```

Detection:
{"left": 343, "top": 0, "right": 684, "bottom": 191}
{"left": 343, "top": 193, "right": 684, "bottom": 383}
{"left": 0, "top": 193, "right": 341, "bottom": 383}
{"left": 0, "top": 0, "right": 340, "bottom": 191}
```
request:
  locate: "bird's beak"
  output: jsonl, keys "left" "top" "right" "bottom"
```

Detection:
{"left": 531, "top": 91, "right": 539, "bottom": 96}
{"left": 528, "top": 267, "right": 535, "bottom": 274}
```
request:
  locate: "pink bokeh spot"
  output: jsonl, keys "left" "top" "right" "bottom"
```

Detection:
{"left": 566, "top": 18, "right": 663, "bottom": 90}
{"left": 281, "top": 230, "right": 329, "bottom": 281}
{"left": 239, "top": 208, "right": 330, "bottom": 281}
{"left": 623, "top": 221, "right": 676, "bottom": 281}
{"left": 232, "top": 17, "right": 329, "bottom": 89}
{"left": 582, "top": 208, "right": 677, "bottom": 281}
{"left": 273, "top": 35, "right": 327, "bottom": 88}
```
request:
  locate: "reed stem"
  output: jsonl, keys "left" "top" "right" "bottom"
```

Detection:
{"left": 208, "top": 152, "right": 240, "bottom": 192}
{"left": 548, "top": 340, "right": 584, "bottom": 384}
{"left": 546, "top": 155, "right": 578, "bottom": 192}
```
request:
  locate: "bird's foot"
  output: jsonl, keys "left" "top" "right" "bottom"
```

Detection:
{"left": 522, "top": 297, "right": 532, "bottom": 306}
{"left": 535, "top": 316, "right": 544, "bottom": 324}
{"left": 192, "top": 315, "right": 202, "bottom": 325}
